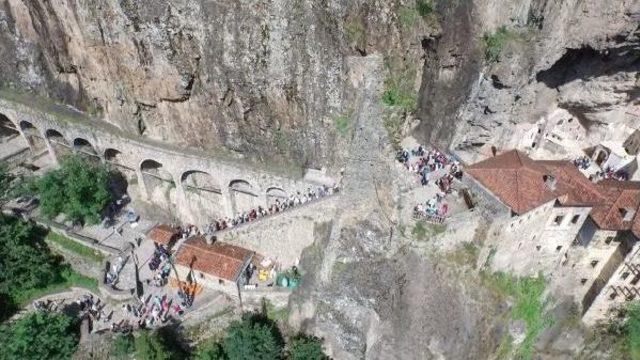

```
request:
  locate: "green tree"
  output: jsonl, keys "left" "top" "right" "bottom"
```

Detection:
{"left": 111, "top": 333, "right": 135, "bottom": 359}
{"left": 195, "top": 340, "right": 226, "bottom": 360}
{"left": 0, "top": 216, "right": 61, "bottom": 303}
{"left": 622, "top": 302, "right": 640, "bottom": 359}
{"left": 0, "top": 164, "right": 9, "bottom": 200}
{"left": 36, "top": 155, "right": 114, "bottom": 224}
{"left": 135, "top": 330, "right": 173, "bottom": 360}
{"left": 0, "top": 311, "right": 78, "bottom": 359}
{"left": 223, "top": 313, "right": 284, "bottom": 360}
{"left": 287, "top": 334, "right": 329, "bottom": 360}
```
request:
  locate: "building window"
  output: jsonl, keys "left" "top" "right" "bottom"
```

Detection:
{"left": 571, "top": 215, "right": 580, "bottom": 224}
{"left": 554, "top": 215, "right": 564, "bottom": 225}
{"left": 580, "top": 278, "right": 587, "bottom": 285}
{"left": 536, "top": 245, "right": 541, "bottom": 251}
{"left": 605, "top": 236, "right": 614, "bottom": 245}
{"left": 622, "top": 272, "right": 630, "bottom": 280}
{"left": 620, "top": 208, "right": 629, "bottom": 220}
{"left": 218, "top": 279, "right": 225, "bottom": 285}
{"left": 591, "top": 260, "right": 598, "bottom": 268}
{"left": 556, "top": 245, "right": 562, "bottom": 252}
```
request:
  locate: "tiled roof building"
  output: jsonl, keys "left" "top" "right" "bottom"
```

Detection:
{"left": 147, "top": 225, "right": 181, "bottom": 246}
{"left": 175, "top": 236, "right": 254, "bottom": 282}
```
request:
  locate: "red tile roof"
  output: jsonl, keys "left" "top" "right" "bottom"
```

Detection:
{"left": 175, "top": 236, "right": 254, "bottom": 282}
{"left": 147, "top": 225, "right": 180, "bottom": 246}
{"left": 466, "top": 150, "right": 640, "bottom": 237}
{"left": 466, "top": 150, "right": 600, "bottom": 214}
{"left": 592, "top": 180, "right": 640, "bottom": 237}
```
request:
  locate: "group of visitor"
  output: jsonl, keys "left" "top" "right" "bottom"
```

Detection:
{"left": 397, "top": 145, "right": 461, "bottom": 186}
{"left": 574, "top": 156, "right": 591, "bottom": 170}
{"left": 200, "top": 185, "right": 338, "bottom": 235}
{"left": 588, "top": 167, "right": 630, "bottom": 182}
{"left": 147, "top": 243, "right": 172, "bottom": 287}
{"left": 75, "top": 293, "right": 114, "bottom": 325}
{"left": 105, "top": 256, "right": 127, "bottom": 286}
{"left": 414, "top": 194, "right": 449, "bottom": 220}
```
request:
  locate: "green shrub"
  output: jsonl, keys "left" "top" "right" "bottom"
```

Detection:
{"left": 223, "top": 313, "right": 284, "bottom": 360}
{"left": 381, "top": 65, "right": 417, "bottom": 113}
{"left": 287, "top": 334, "right": 329, "bottom": 360}
{"left": 333, "top": 113, "right": 351, "bottom": 137}
{"left": 36, "top": 154, "right": 114, "bottom": 225}
{"left": 412, "top": 221, "right": 428, "bottom": 241}
{"left": 345, "top": 20, "right": 366, "bottom": 46}
{"left": 46, "top": 231, "right": 105, "bottom": 263}
{"left": 195, "top": 340, "right": 226, "bottom": 360}
{"left": 135, "top": 330, "right": 175, "bottom": 360}
{"left": 483, "top": 26, "right": 520, "bottom": 62}
{"left": 111, "top": 333, "right": 135, "bottom": 359}
{"left": 483, "top": 272, "right": 551, "bottom": 359}
{"left": 416, "top": 0, "right": 434, "bottom": 18}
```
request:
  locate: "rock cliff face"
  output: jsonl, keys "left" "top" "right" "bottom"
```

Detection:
{"left": 0, "top": 0, "right": 431, "bottom": 167}
{"left": 418, "top": 0, "right": 640, "bottom": 162}
{"left": 1, "top": 0, "right": 639, "bottom": 358}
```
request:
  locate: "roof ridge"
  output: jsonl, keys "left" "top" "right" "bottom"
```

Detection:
{"left": 515, "top": 165, "right": 522, "bottom": 214}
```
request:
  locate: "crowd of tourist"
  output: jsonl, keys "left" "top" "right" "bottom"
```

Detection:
{"left": 200, "top": 185, "right": 338, "bottom": 235}
{"left": 396, "top": 144, "right": 463, "bottom": 224}
{"left": 414, "top": 193, "right": 449, "bottom": 221}
{"left": 147, "top": 243, "right": 172, "bottom": 287}
{"left": 593, "top": 167, "right": 630, "bottom": 182}
{"left": 574, "top": 156, "right": 591, "bottom": 170}
{"left": 396, "top": 145, "right": 462, "bottom": 186}
{"left": 105, "top": 256, "right": 127, "bottom": 286}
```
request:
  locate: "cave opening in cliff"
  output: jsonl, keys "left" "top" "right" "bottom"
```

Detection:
{"left": 536, "top": 45, "right": 640, "bottom": 89}
{"left": 0, "top": 113, "right": 19, "bottom": 138}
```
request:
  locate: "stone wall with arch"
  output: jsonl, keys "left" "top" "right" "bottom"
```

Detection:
{"left": 0, "top": 96, "right": 330, "bottom": 225}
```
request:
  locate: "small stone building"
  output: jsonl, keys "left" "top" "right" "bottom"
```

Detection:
{"left": 464, "top": 150, "right": 640, "bottom": 323}
{"left": 463, "top": 150, "right": 597, "bottom": 276}
{"left": 174, "top": 236, "right": 254, "bottom": 295}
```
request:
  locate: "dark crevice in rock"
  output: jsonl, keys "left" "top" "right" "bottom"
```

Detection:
{"left": 490, "top": 75, "right": 509, "bottom": 89}
{"left": 536, "top": 44, "right": 640, "bottom": 88}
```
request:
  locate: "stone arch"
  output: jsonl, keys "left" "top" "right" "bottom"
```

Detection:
{"left": 19, "top": 120, "right": 37, "bottom": 132}
{"left": 266, "top": 187, "right": 287, "bottom": 205}
{"left": 229, "top": 179, "right": 258, "bottom": 215}
{"left": 73, "top": 137, "right": 99, "bottom": 157}
{"left": 0, "top": 113, "right": 19, "bottom": 138}
{"left": 104, "top": 148, "right": 123, "bottom": 162}
{"left": 19, "top": 120, "right": 45, "bottom": 151}
{"left": 45, "top": 129, "right": 67, "bottom": 144}
{"left": 45, "top": 129, "right": 72, "bottom": 159}
{"left": 140, "top": 159, "right": 175, "bottom": 199}
{"left": 181, "top": 170, "right": 225, "bottom": 220}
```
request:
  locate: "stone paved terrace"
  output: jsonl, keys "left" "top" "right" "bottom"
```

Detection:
{"left": 0, "top": 90, "right": 337, "bottom": 223}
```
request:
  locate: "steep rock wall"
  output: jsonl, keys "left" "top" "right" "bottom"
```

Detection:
{"left": 417, "top": 0, "right": 640, "bottom": 163}
{"left": 0, "top": 0, "right": 432, "bottom": 167}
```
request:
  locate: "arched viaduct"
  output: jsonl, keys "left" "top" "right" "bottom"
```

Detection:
{"left": 0, "top": 96, "right": 324, "bottom": 224}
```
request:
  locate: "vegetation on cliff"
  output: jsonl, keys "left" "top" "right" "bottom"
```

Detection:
{"left": 0, "top": 311, "right": 78, "bottom": 359}
{"left": 0, "top": 215, "right": 97, "bottom": 321}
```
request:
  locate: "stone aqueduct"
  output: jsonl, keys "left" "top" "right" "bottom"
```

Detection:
{"left": 0, "top": 96, "right": 323, "bottom": 224}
